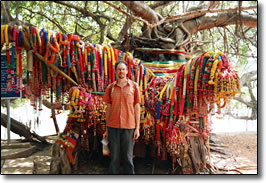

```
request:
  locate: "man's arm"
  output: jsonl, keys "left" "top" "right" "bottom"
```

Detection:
{"left": 134, "top": 103, "right": 140, "bottom": 140}
{"left": 105, "top": 104, "right": 111, "bottom": 124}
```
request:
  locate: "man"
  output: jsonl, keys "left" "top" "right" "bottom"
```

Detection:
{"left": 103, "top": 61, "right": 141, "bottom": 174}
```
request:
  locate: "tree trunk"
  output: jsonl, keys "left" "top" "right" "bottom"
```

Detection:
{"left": 1, "top": 113, "right": 50, "bottom": 145}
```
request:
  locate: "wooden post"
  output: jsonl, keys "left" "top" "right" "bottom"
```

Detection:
{"left": 6, "top": 99, "right": 11, "bottom": 144}
{"left": 50, "top": 79, "right": 60, "bottom": 134}
{"left": 34, "top": 52, "right": 78, "bottom": 86}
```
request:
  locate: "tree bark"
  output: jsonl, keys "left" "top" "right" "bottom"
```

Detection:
{"left": 239, "top": 70, "right": 257, "bottom": 87}
{"left": 223, "top": 111, "right": 256, "bottom": 120}
{"left": 149, "top": 1, "right": 175, "bottom": 10}
{"left": 186, "top": 12, "right": 257, "bottom": 35}
{"left": 121, "top": 1, "right": 162, "bottom": 24}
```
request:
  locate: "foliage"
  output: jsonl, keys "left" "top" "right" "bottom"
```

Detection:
{"left": 1, "top": 98, "right": 28, "bottom": 108}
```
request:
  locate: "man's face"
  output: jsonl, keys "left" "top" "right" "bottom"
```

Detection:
{"left": 116, "top": 63, "right": 128, "bottom": 80}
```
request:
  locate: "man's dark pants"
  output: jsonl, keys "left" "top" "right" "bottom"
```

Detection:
{"left": 108, "top": 127, "right": 135, "bottom": 174}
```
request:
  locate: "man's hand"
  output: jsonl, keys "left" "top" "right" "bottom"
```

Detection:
{"left": 133, "top": 129, "right": 140, "bottom": 140}
{"left": 103, "top": 130, "right": 108, "bottom": 139}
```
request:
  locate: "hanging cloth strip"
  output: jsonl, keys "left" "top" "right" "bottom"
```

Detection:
{"left": 97, "top": 44, "right": 104, "bottom": 92}
{"left": 193, "top": 52, "right": 207, "bottom": 112}
{"left": 11, "top": 25, "right": 17, "bottom": 67}
{"left": 3, "top": 25, "right": 16, "bottom": 91}
{"left": 202, "top": 51, "right": 215, "bottom": 103}
{"left": 74, "top": 40, "right": 81, "bottom": 80}
{"left": 69, "top": 35, "right": 80, "bottom": 83}
{"left": 2, "top": 25, "right": 11, "bottom": 70}
{"left": 136, "top": 60, "right": 141, "bottom": 84}
{"left": 103, "top": 45, "right": 111, "bottom": 88}
{"left": 77, "top": 40, "right": 86, "bottom": 86}
{"left": 112, "top": 47, "right": 118, "bottom": 80}
{"left": 40, "top": 29, "right": 49, "bottom": 86}
{"left": 188, "top": 56, "right": 200, "bottom": 113}
{"left": 106, "top": 46, "right": 112, "bottom": 85}
{"left": 139, "top": 64, "right": 146, "bottom": 121}
{"left": 10, "top": 25, "right": 17, "bottom": 88}
{"left": 126, "top": 52, "right": 133, "bottom": 80}
{"left": 57, "top": 32, "right": 68, "bottom": 68}
{"left": 109, "top": 45, "right": 116, "bottom": 82}
{"left": 1, "top": 25, "right": 7, "bottom": 47}
{"left": 45, "top": 34, "right": 60, "bottom": 64}
{"left": 179, "top": 59, "right": 191, "bottom": 120}
{"left": 16, "top": 26, "right": 24, "bottom": 92}
{"left": 143, "top": 67, "right": 148, "bottom": 99}
{"left": 86, "top": 45, "right": 92, "bottom": 88}
{"left": 156, "top": 80, "right": 171, "bottom": 157}
{"left": 94, "top": 44, "right": 100, "bottom": 92}
{"left": 90, "top": 44, "right": 97, "bottom": 92}
{"left": 168, "top": 64, "right": 185, "bottom": 126}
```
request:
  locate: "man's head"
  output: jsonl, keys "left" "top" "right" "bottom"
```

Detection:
{"left": 115, "top": 61, "right": 128, "bottom": 80}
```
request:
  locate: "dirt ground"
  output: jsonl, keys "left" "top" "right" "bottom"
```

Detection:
{"left": 1, "top": 132, "right": 257, "bottom": 174}
{"left": 209, "top": 132, "right": 257, "bottom": 174}
{"left": 215, "top": 133, "right": 257, "bottom": 165}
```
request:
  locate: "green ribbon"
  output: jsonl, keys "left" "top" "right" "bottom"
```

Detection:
{"left": 143, "top": 60, "right": 186, "bottom": 64}
{"left": 89, "top": 47, "right": 95, "bottom": 70}
{"left": 92, "top": 92, "right": 104, "bottom": 95}
{"left": 199, "top": 117, "right": 204, "bottom": 130}
{"left": 154, "top": 73, "right": 175, "bottom": 76}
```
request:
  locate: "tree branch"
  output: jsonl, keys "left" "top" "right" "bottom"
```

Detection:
{"left": 149, "top": 1, "right": 175, "bottom": 10}
{"left": 161, "top": 5, "right": 257, "bottom": 27}
{"left": 54, "top": 1, "right": 106, "bottom": 43}
{"left": 223, "top": 111, "right": 255, "bottom": 120}
{"left": 233, "top": 96, "right": 254, "bottom": 108}
{"left": 16, "top": 1, "right": 20, "bottom": 19}
{"left": 1, "top": 1, "right": 14, "bottom": 22}
{"left": 21, "top": 6, "right": 66, "bottom": 33}
{"left": 103, "top": 1, "right": 151, "bottom": 27}
{"left": 187, "top": 1, "right": 219, "bottom": 12}
{"left": 106, "top": 2, "right": 256, "bottom": 42}
{"left": 116, "top": 1, "right": 173, "bottom": 44}
{"left": 187, "top": 11, "right": 256, "bottom": 35}
{"left": 1, "top": 2, "right": 34, "bottom": 27}
{"left": 117, "top": 17, "right": 134, "bottom": 43}
{"left": 174, "top": 22, "right": 191, "bottom": 48}
{"left": 226, "top": 52, "right": 257, "bottom": 58}
{"left": 240, "top": 70, "right": 257, "bottom": 87}
{"left": 247, "top": 82, "right": 257, "bottom": 106}
{"left": 121, "top": 1, "right": 162, "bottom": 24}
{"left": 54, "top": 1, "right": 103, "bottom": 25}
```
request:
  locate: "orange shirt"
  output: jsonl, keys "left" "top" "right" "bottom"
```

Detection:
{"left": 103, "top": 79, "right": 141, "bottom": 129}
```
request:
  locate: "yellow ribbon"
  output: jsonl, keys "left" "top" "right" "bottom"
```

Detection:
{"left": 142, "top": 62, "right": 184, "bottom": 68}
{"left": 84, "top": 46, "right": 88, "bottom": 67}
{"left": 4, "top": 25, "right": 9, "bottom": 44}
{"left": 104, "top": 45, "right": 111, "bottom": 77}
{"left": 159, "top": 80, "right": 170, "bottom": 101}
{"left": 35, "top": 28, "right": 42, "bottom": 46}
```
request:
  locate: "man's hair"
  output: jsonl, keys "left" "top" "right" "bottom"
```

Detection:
{"left": 115, "top": 61, "right": 128, "bottom": 70}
